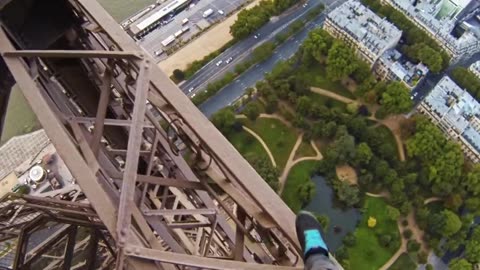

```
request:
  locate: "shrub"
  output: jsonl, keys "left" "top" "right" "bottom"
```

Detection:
{"left": 407, "top": 240, "right": 421, "bottom": 252}
{"left": 343, "top": 232, "right": 356, "bottom": 247}
{"left": 403, "top": 229, "right": 413, "bottom": 239}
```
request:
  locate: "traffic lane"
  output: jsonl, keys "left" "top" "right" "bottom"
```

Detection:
{"left": 199, "top": 19, "right": 320, "bottom": 117}
{"left": 181, "top": 0, "right": 323, "bottom": 90}
{"left": 180, "top": 36, "right": 259, "bottom": 91}
{"left": 410, "top": 52, "right": 480, "bottom": 105}
{"left": 181, "top": 0, "right": 327, "bottom": 92}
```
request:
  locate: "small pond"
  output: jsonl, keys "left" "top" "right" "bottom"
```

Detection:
{"left": 304, "top": 175, "right": 362, "bottom": 251}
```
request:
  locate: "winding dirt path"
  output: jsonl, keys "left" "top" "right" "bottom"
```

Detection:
{"left": 379, "top": 220, "right": 407, "bottom": 270}
{"left": 278, "top": 134, "right": 323, "bottom": 194}
{"left": 258, "top": 113, "right": 292, "bottom": 127}
{"left": 424, "top": 197, "right": 442, "bottom": 205}
{"left": 310, "top": 87, "right": 357, "bottom": 104}
{"left": 365, "top": 191, "right": 390, "bottom": 198}
{"left": 241, "top": 126, "right": 277, "bottom": 168}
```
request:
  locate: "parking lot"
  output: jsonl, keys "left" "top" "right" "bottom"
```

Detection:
{"left": 134, "top": 0, "right": 249, "bottom": 62}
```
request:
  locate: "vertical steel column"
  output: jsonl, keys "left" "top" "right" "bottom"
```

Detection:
{"left": 90, "top": 68, "right": 112, "bottom": 156}
{"left": 116, "top": 59, "right": 150, "bottom": 246}
{"left": 234, "top": 208, "right": 246, "bottom": 261}
{"left": 63, "top": 226, "right": 78, "bottom": 270}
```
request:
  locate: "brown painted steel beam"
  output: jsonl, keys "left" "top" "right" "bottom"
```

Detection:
{"left": 77, "top": 0, "right": 300, "bottom": 252}
{"left": 90, "top": 68, "right": 112, "bottom": 156}
{"left": 116, "top": 60, "right": 150, "bottom": 246}
{"left": 143, "top": 208, "right": 216, "bottom": 217}
{"left": 2, "top": 50, "right": 143, "bottom": 60}
{"left": 69, "top": 117, "right": 154, "bottom": 128}
{"left": 136, "top": 175, "right": 206, "bottom": 190}
{"left": 125, "top": 246, "right": 302, "bottom": 270}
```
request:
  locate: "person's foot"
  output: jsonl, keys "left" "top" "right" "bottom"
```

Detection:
{"left": 295, "top": 211, "right": 329, "bottom": 260}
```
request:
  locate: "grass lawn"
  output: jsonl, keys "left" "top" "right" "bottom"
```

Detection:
{"left": 98, "top": 0, "right": 156, "bottom": 22}
{"left": 347, "top": 196, "right": 400, "bottom": 270}
{"left": 294, "top": 140, "right": 316, "bottom": 160}
{"left": 243, "top": 118, "right": 297, "bottom": 169}
{"left": 1, "top": 84, "right": 40, "bottom": 144}
{"left": 227, "top": 129, "right": 269, "bottom": 163}
{"left": 389, "top": 253, "right": 417, "bottom": 270}
{"left": 297, "top": 64, "right": 355, "bottom": 99}
{"left": 281, "top": 160, "right": 317, "bottom": 213}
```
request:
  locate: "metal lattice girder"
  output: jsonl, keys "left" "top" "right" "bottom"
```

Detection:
{"left": 0, "top": 0, "right": 310, "bottom": 268}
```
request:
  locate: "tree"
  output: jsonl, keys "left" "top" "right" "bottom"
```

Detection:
{"left": 417, "top": 251, "right": 428, "bottom": 264}
{"left": 315, "top": 214, "right": 330, "bottom": 231}
{"left": 445, "top": 193, "right": 463, "bottom": 211}
{"left": 381, "top": 81, "right": 413, "bottom": 114}
{"left": 403, "top": 229, "right": 412, "bottom": 239}
{"left": 243, "top": 102, "right": 261, "bottom": 121}
{"left": 355, "top": 143, "right": 373, "bottom": 165}
{"left": 406, "top": 118, "right": 464, "bottom": 195}
{"left": 407, "top": 240, "right": 421, "bottom": 252}
{"left": 330, "top": 133, "right": 356, "bottom": 164}
{"left": 352, "top": 60, "right": 372, "bottom": 84}
{"left": 211, "top": 107, "right": 237, "bottom": 134}
{"left": 172, "top": 69, "right": 185, "bottom": 81}
{"left": 333, "top": 179, "right": 360, "bottom": 207}
{"left": 379, "top": 234, "right": 392, "bottom": 247}
{"left": 296, "top": 96, "right": 312, "bottom": 117}
{"left": 386, "top": 205, "right": 400, "bottom": 221}
{"left": 465, "top": 165, "right": 480, "bottom": 196}
{"left": 465, "top": 240, "right": 480, "bottom": 263}
{"left": 449, "top": 258, "right": 473, "bottom": 270}
{"left": 230, "top": 2, "right": 274, "bottom": 39}
{"left": 302, "top": 28, "right": 333, "bottom": 63}
{"left": 252, "top": 42, "right": 276, "bottom": 62}
{"left": 442, "top": 210, "right": 462, "bottom": 237}
{"left": 298, "top": 181, "right": 316, "bottom": 206}
{"left": 326, "top": 41, "right": 358, "bottom": 81}
{"left": 465, "top": 197, "right": 480, "bottom": 214}
{"left": 248, "top": 156, "right": 279, "bottom": 191}
{"left": 426, "top": 264, "right": 434, "bottom": 270}
{"left": 265, "top": 94, "right": 279, "bottom": 113}
{"left": 273, "top": 0, "right": 295, "bottom": 12}
{"left": 343, "top": 232, "right": 356, "bottom": 247}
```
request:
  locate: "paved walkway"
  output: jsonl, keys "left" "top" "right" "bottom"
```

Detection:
{"left": 379, "top": 219, "right": 407, "bottom": 270}
{"left": 310, "top": 87, "right": 357, "bottom": 104}
{"left": 278, "top": 134, "right": 323, "bottom": 194}
{"left": 241, "top": 126, "right": 277, "bottom": 168}
{"left": 424, "top": 197, "right": 442, "bottom": 205}
{"left": 259, "top": 113, "right": 292, "bottom": 127}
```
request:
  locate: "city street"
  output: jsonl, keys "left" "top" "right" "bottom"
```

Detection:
{"left": 194, "top": 0, "right": 344, "bottom": 117}
{"left": 411, "top": 52, "right": 480, "bottom": 105}
{"left": 179, "top": 0, "right": 340, "bottom": 95}
{"left": 138, "top": 0, "right": 248, "bottom": 60}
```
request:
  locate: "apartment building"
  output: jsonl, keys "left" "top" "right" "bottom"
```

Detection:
{"left": 381, "top": 0, "right": 480, "bottom": 61}
{"left": 470, "top": 61, "right": 480, "bottom": 78}
{"left": 324, "top": 0, "right": 402, "bottom": 65}
{"left": 417, "top": 76, "right": 480, "bottom": 163}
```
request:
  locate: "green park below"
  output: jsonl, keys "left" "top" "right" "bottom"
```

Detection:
{"left": 209, "top": 26, "right": 480, "bottom": 270}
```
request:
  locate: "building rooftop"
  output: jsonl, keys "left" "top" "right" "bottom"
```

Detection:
{"left": 327, "top": 0, "right": 402, "bottom": 56}
{"left": 0, "top": 129, "right": 49, "bottom": 180}
{"left": 423, "top": 76, "right": 480, "bottom": 152}
{"left": 379, "top": 49, "right": 429, "bottom": 87}
{"left": 387, "top": 0, "right": 480, "bottom": 56}
{"left": 470, "top": 61, "right": 480, "bottom": 77}
{"left": 130, "top": 0, "right": 189, "bottom": 35}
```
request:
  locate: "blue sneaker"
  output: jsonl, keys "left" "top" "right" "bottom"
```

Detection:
{"left": 295, "top": 211, "right": 329, "bottom": 260}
